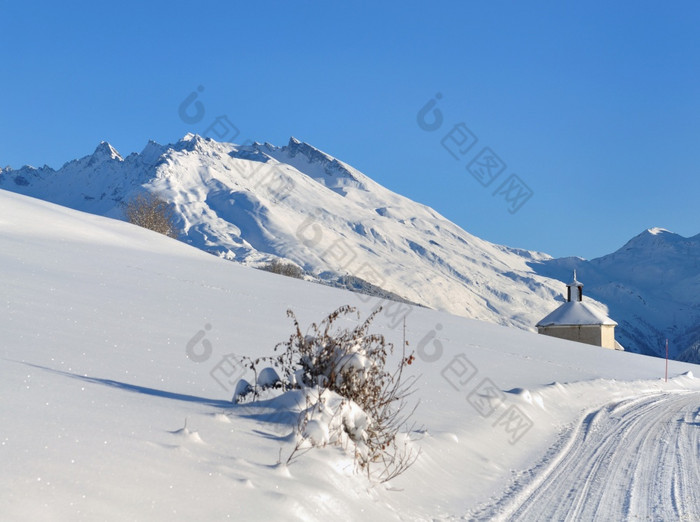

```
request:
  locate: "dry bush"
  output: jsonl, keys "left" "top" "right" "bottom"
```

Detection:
{"left": 123, "top": 193, "right": 179, "bottom": 239}
{"left": 260, "top": 259, "right": 304, "bottom": 279}
{"left": 236, "top": 305, "right": 420, "bottom": 482}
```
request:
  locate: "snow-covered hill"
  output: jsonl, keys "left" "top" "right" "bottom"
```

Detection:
{"left": 1, "top": 135, "right": 698, "bottom": 359}
{"left": 2, "top": 189, "right": 699, "bottom": 520}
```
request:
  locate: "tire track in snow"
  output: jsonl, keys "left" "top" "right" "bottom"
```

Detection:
{"left": 472, "top": 392, "right": 700, "bottom": 521}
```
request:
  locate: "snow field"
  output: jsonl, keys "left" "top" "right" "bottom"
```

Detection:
{"left": 2, "top": 190, "right": 699, "bottom": 520}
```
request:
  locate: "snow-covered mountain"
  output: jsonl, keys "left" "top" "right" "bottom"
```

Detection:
{"left": 0, "top": 134, "right": 566, "bottom": 326}
{"left": 1, "top": 135, "right": 698, "bottom": 360}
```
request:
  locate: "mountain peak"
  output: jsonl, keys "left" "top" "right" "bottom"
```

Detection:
{"left": 627, "top": 227, "right": 683, "bottom": 247}
{"left": 283, "top": 136, "right": 337, "bottom": 164}
{"left": 92, "top": 141, "right": 123, "bottom": 162}
{"left": 601, "top": 227, "right": 696, "bottom": 264}
{"left": 174, "top": 133, "right": 211, "bottom": 153}
{"left": 613, "top": 227, "right": 681, "bottom": 250}
{"left": 647, "top": 227, "right": 672, "bottom": 236}
{"left": 278, "top": 137, "right": 365, "bottom": 188}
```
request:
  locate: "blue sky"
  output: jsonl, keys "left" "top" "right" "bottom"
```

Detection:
{"left": 2, "top": 1, "right": 699, "bottom": 259}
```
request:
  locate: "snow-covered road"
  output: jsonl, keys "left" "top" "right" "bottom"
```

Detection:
{"left": 474, "top": 392, "right": 700, "bottom": 521}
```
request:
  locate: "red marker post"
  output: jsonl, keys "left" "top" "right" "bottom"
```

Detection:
{"left": 665, "top": 339, "right": 669, "bottom": 383}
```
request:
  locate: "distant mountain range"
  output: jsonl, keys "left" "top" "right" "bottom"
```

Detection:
{"left": 2, "top": 135, "right": 697, "bottom": 361}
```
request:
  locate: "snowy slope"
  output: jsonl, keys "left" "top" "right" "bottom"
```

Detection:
{"left": 1, "top": 136, "right": 698, "bottom": 360}
{"left": 2, "top": 189, "right": 700, "bottom": 521}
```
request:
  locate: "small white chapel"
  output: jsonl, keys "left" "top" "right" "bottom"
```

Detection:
{"left": 536, "top": 271, "right": 624, "bottom": 350}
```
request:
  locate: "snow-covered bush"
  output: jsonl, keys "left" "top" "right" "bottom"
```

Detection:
{"left": 235, "top": 305, "right": 419, "bottom": 482}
